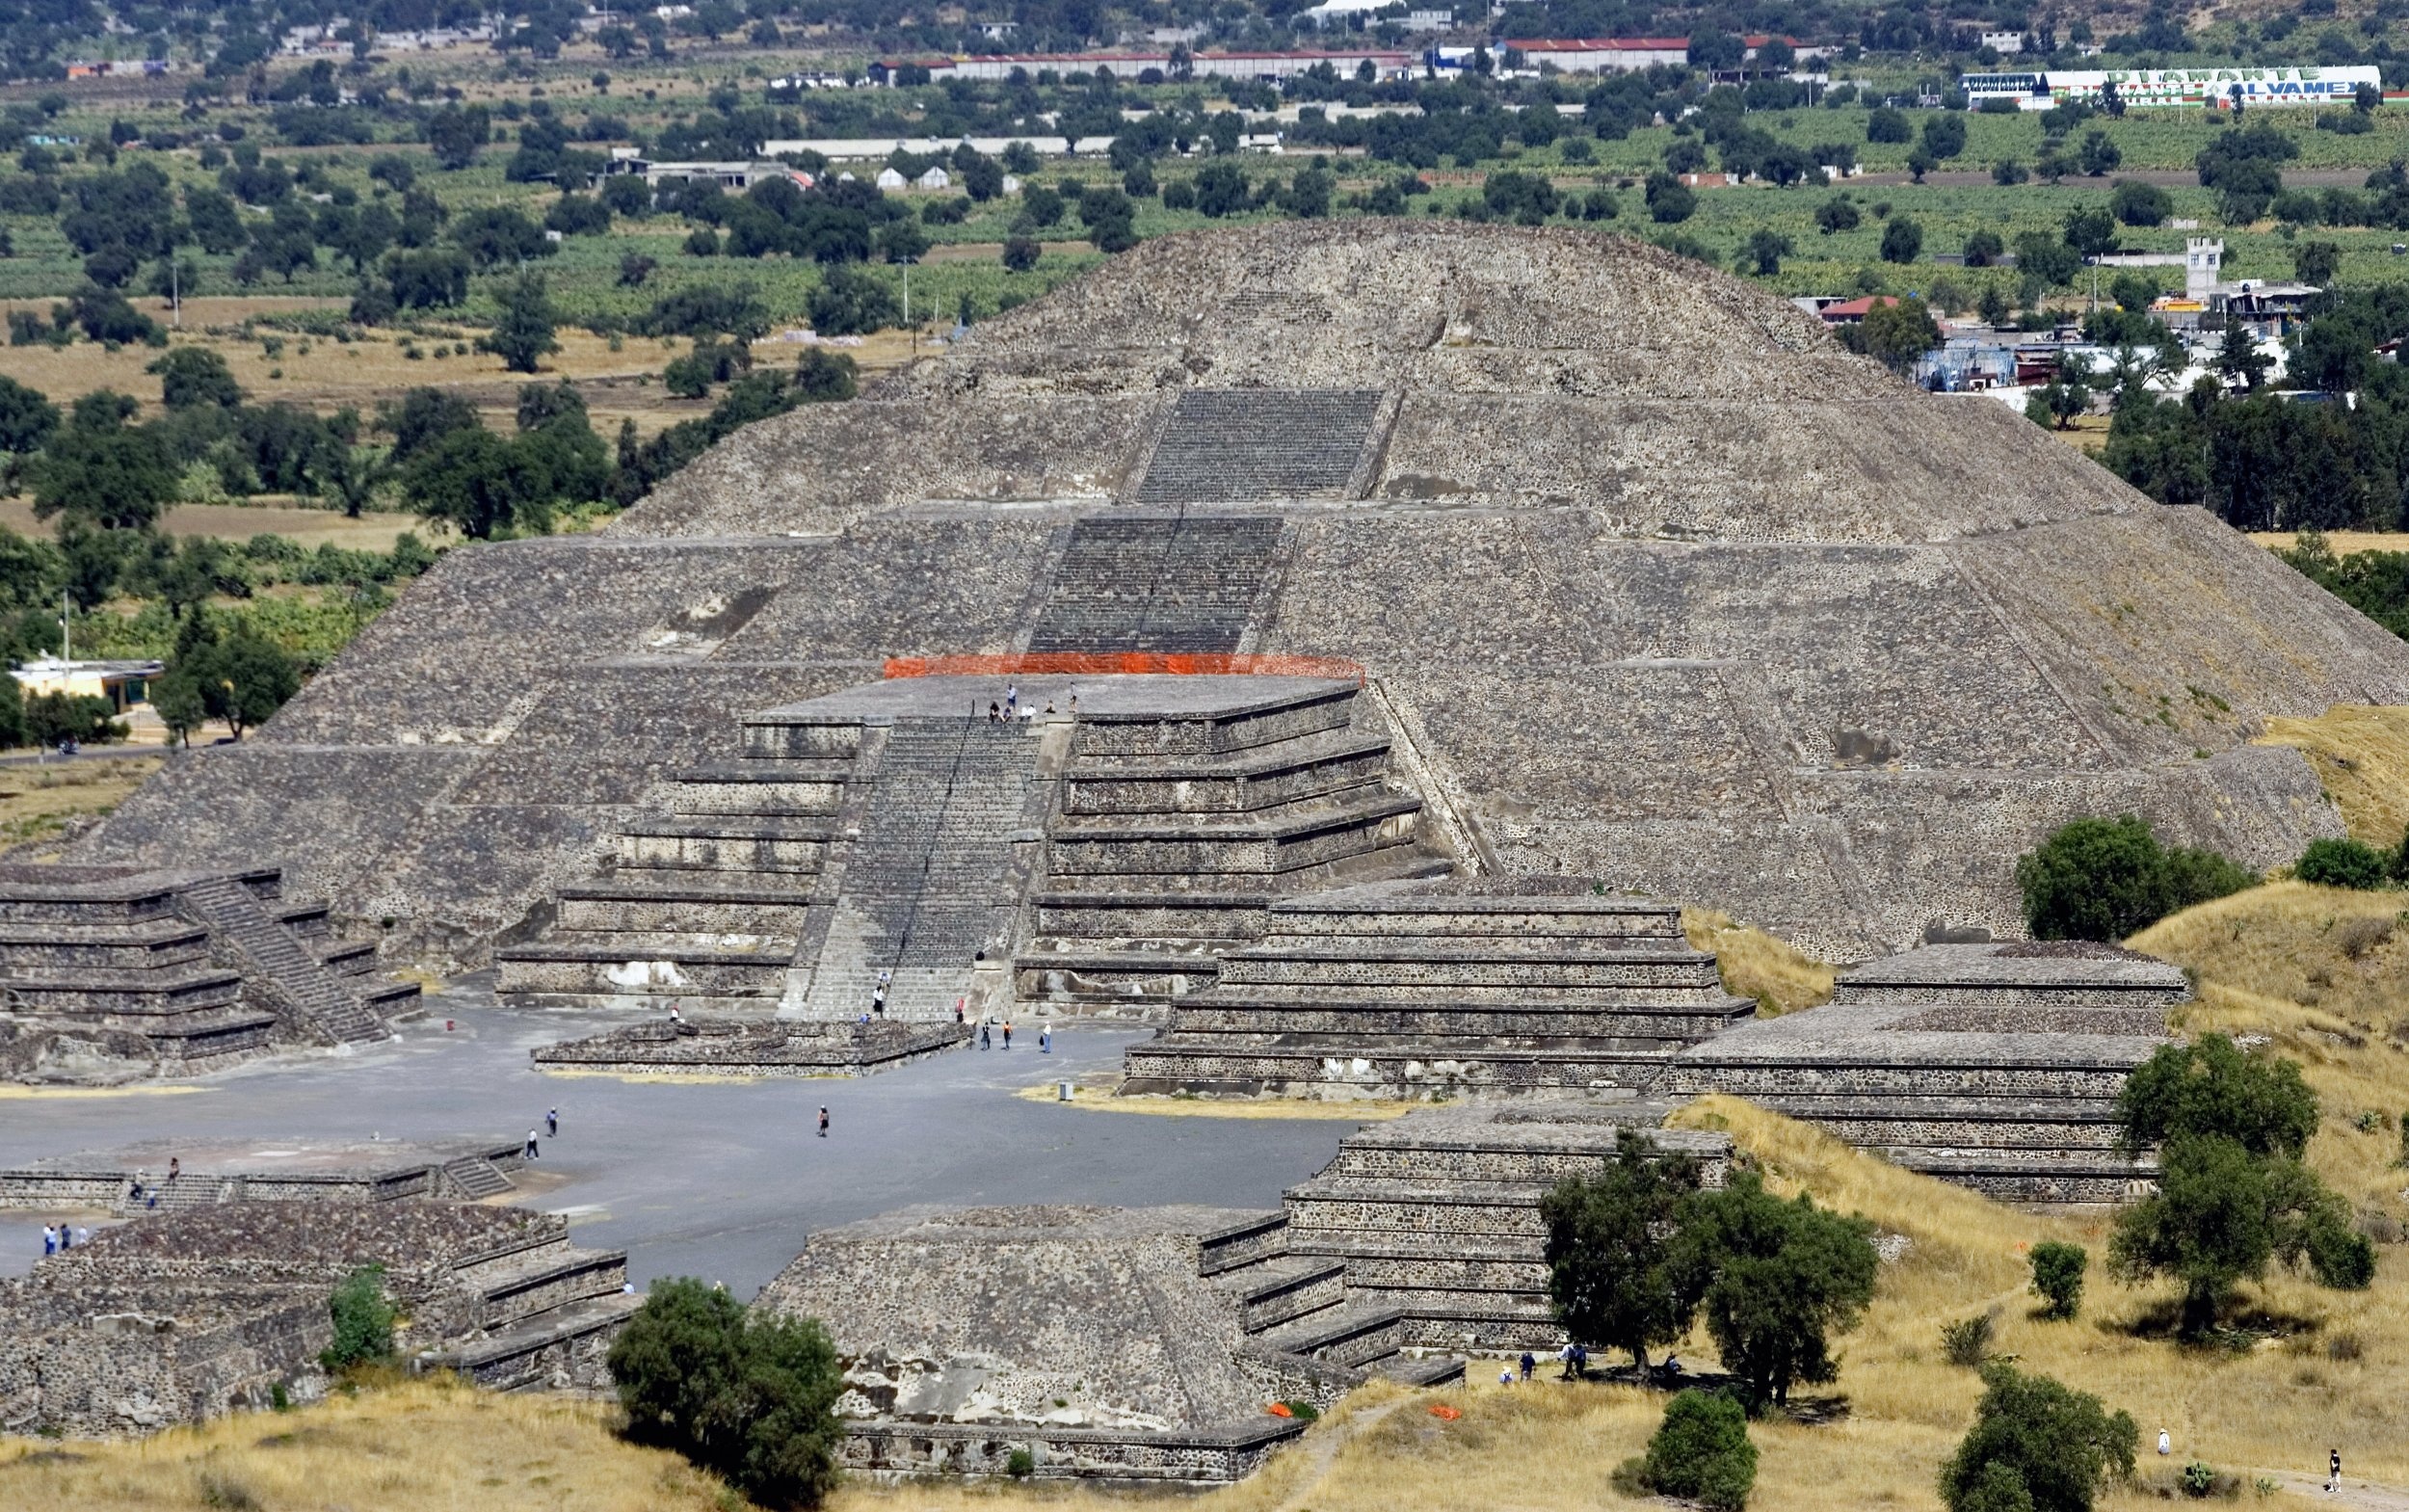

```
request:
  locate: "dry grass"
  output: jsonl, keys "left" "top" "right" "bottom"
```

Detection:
{"left": 0, "top": 1374, "right": 729, "bottom": 1511}
{"left": 2248, "top": 531, "right": 2409, "bottom": 559}
{"left": 1682, "top": 906, "right": 1836, "bottom": 1016}
{"left": 0, "top": 755, "right": 164, "bottom": 856}
{"left": 0, "top": 498, "right": 441, "bottom": 551}
{"left": 0, "top": 314, "right": 926, "bottom": 445}
{"left": 2130, "top": 880, "right": 2409, "bottom": 1029}
{"left": 2256, "top": 704, "right": 2409, "bottom": 849}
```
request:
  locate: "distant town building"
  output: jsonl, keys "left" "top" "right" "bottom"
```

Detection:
{"left": 13, "top": 657, "right": 161, "bottom": 713}
{"left": 1962, "top": 65, "right": 2383, "bottom": 111}
{"left": 1979, "top": 30, "right": 2024, "bottom": 54}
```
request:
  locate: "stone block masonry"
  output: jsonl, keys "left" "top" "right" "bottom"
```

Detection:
{"left": 71, "top": 224, "right": 2409, "bottom": 965}
{"left": 0, "top": 864, "right": 418, "bottom": 1085}
{"left": 1663, "top": 941, "right": 2185, "bottom": 1204}
{"left": 0, "top": 1198, "right": 636, "bottom": 1435}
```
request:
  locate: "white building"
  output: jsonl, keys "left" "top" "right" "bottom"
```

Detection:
{"left": 1962, "top": 65, "right": 2384, "bottom": 110}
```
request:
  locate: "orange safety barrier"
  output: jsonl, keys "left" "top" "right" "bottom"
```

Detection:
{"left": 882, "top": 652, "right": 1365, "bottom": 684}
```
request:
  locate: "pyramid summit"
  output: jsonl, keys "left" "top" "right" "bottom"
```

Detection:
{"left": 77, "top": 221, "right": 2409, "bottom": 965}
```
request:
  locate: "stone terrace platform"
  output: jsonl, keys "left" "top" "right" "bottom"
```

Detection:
{"left": 0, "top": 1136, "right": 526, "bottom": 1215}
{"left": 0, "top": 863, "right": 417, "bottom": 1085}
{"left": 1121, "top": 879, "right": 1754, "bottom": 1099}
{"left": 1256, "top": 1101, "right": 1729, "bottom": 1351}
{"left": 531, "top": 1018, "right": 968, "bottom": 1077}
{"left": 0, "top": 1199, "right": 637, "bottom": 1433}
{"left": 1663, "top": 941, "right": 2185, "bottom": 1203}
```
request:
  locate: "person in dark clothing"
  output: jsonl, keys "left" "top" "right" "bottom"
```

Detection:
{"left": 1519, "top": 1352, "right": 1535, "bottom": 1382}
{"left": 871, "top": 984, "right": 887, "bottom": 1017}
{"left": 546, "top": 1108, "right": 558, "bottom": 1137}
{"left": 1001, "top": 1021, "right": 1012, "bottom": 1049}
{"left": 818, "top": 1106, "right": 830, "bottom": 1138}
{"left": 980, "top": 1023, "right": 992, "bottom": 1050}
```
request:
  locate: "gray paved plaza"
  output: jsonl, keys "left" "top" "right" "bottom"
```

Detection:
{"left": 0, "top": 980, "right": 1358, "bottom": 1291}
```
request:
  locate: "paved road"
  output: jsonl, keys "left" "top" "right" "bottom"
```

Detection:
{"left": 0, "top": 984, "right": 1361, "bottom": 1296}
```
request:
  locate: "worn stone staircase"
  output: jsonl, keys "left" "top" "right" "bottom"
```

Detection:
{"left": 178, "top": 877, "right": 389, "bottom": 1047}
{"left": 1133, "top": 389, "right": 1388, "bottom": 504}
{"left": 1121, "top": 882, "right": 1755, "bottom": 1098}
{"left": 441, "top": 1156, "right": 515, "bottom": 1200}
{"left": 798, "top": 716, "right": 1046, "bottom": 1021}
{"left": 1200, "top": 1103, "right": 1732, "bottom": 1355}
{"left": 1018, "top": 680, "right": 1443, "bottom": 1015}
{"left": 1026, "top": 516, "right": 1286, "bottom": 654}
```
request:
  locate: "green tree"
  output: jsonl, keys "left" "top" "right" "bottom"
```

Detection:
{"left": 148, "top": 347, "right": 243, "bottom": 410}
{"left": 1645, "top": 172, "right": 1696, "bottom": 224}
{"left": 2014, "top": 815, "right": 2255, "bottom": 942}
{"left": 2028, "top": 1242, "right": 2087, "bottom": 1321}
{"left": 29, "top": 391, "right": 176, "bottom": 531}
{"left": 1639, "top": 1390, "right": 1757, "bottom": 1510}
{"left": 426, "top": 104, "right": 491, "bottom": 170}
{"left": 0, "top": 375, "right": 58, "bottom": 456}
{"left": 2295, "top": 836, "right": 2386, "bottom": 889}
{"left": 1815, "top": 197, "right": 1861, "bottom": 235}
{"left": 2078, "top": 131, "right": 2122, "bottom": 176}
{"left": 1001, "top": 235, "right": 1040, "bottom": 273}
{"left": 1879, "top": 216, "right": 1922, "bottom": 263}
{"left": 199, "top": 628, "right": 303, "bottom": 739}
{"left": 405, "top": 426, "right": 524, "bottom": 540}
{"left": 2292, "top": 239, "right": 2341, "bottom": 287}
{"left": 1671, "top": 1173, "right": 1879, "bottom": 1413}
{"left": 2111, "top": 1035, "right": 2371, "bottom": 1333}
{"left": 1855, "top": 297, "right": 1942, "bottom": 374}
{"left": 1736, "top": 230, "right": 1792, "bottom": 278}
{"left": 320, "top": 1263, "right": 396, "bottom": 1372}
{"left": 2062, "top": 206, "right": 2119, "bottom": 258}
{"left": 1939, "top": 1365, "right": 2137, "bottom": 1512}
{"left": 807, "top": 266, "right": 901, "bottom": 336}
{"left": 607, "top": 1278, "right": 844, "bottom": 1510}
{"left": 1963, "top": 229, "right": 2005, "bottom": 267}
{"left": 478, "top": 273, "right": 560, "bottom": 375}
{"left": 1540, "top": 1128, "right": 1705, "bottom": 1371}
{"left": 2214, "top": 323, "right": 2269, "bottom": 391}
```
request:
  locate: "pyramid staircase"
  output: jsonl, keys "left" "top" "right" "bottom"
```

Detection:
{"left": 1121, "top": 883, "right": 1756, "bottom": 1099}
{"left": 0, "top": 865, "right": 410, "bottom": 1074}
{"left": 1017, "top": 680, "right": 1443, "bottom": 1015}
{"left": 1197, "top": 1102, "right": 1733, "bottom": 1357}
{"left": 424, "top": 1218, "right": 640, "bottom": 1391}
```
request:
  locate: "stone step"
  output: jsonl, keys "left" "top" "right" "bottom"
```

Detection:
{"left": 1013, "top": 949, "right": 1224, "bottom": 1003}
{"left": 0, "top": 968, "right": 246, "bottom": 1014}
{"left": 1070, "top": 682, "right": 1359, "bottom": 759}
{"left": 473, "top": 1245, "right": 630, "bottom": 1330}
{"left": 1255, "top": 1301, "right": 1406, "bottom": 1369}
{"left": 496, "top": 934, "right": 794, "bottom": 1002}
{"left": 442, "top": 1156, "right": 514, "bottom": 1199}
{"left": 1666, "top": 1063, "right": 2142, "bottom": 1101}
{"left": 1122, "top": 1037, "right": 1669, "bottom": 1097}
{"left": 1372, "top": 1354, "right": 1469, "bottom": 1387}
{"left": 433, "top": 1291, "right": 640, "bottom": 1391}
{"left": 1166, "top": 998, "right": 1754, "bottom": 1039}
{"left": 1062, "top": 737, "right": 1394, "bottom": 816}
{"left": 179, "top": 875, "right": 387, "bottom": 1046}
{"left": 1030, "top": 890, "right": 1277, "bottom": 945}
{"left": 0, "top": 919, "right": 213, "bottom": 972}
{"left": 1212, "top": 1254, "right": 1349, "bottom": 1334}
{"left": 1047, "top": 794, "right": 1422, "bottom": 879}
{"left": 1895, "top": 1154, "right": 2158, "bottom": 1206}
{"left": 1133, "top": 390, "right": 1385, "bottom": 505}
{"left": 1027, "top": 516, "right": 1287, "bottom": 654}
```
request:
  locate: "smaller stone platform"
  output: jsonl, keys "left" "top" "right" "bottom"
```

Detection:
{"left": 1663, "top": 941, "right": 2186, "bottom": 1204}
{"left": 755, "top": 1202, "right": 1455, "bottom": 1484}
{"left": 1120, "top": 879, "right": 1754, "bottom": 1099}
{"left": 0, "top": 863, "right": 417, "bottom": 1084}
{"left": 0, "top": 1137, "right": 525, "bottom": 1215}
{"left": 0, "top": 1199, "right": 636, "bottom": 1435}
{"left": 530, "top": 1018, "right": 968, "bottom": 1077}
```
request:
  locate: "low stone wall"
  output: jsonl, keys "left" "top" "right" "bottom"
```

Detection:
{"left": 836, "top": 1416, "right": 1309, "bottom": 1483}
{"left": 531, "top": 1021, "right": 967, "bottom": 1076}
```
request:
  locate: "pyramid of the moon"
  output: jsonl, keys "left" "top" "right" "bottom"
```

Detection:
{"left": 76, "top": 221, "right": 2409, "bottom": 965}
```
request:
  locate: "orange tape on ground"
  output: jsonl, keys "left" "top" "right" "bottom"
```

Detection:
{"left": 882, "top": 652, "right": 1364, "bottom": 684}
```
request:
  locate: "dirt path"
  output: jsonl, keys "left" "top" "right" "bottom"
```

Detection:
{"left": 2257, "top": 1471, "right": 2409, "bottom": 1509}
{"left": 1271, "top": 1395, "right": 1414, "bottom": 1512}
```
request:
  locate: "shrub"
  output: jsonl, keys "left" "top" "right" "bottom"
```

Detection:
{"left": 2028, "top": 1242, "right": 2087, "bottom": 1320}
{"left": 1006, "top": 1447, "right": 1035, "bottom": 1477}
{"left": 2296, "top": 836, "right": 2388, "bottom": 889}
{"left": 1640, "top": 1390, "right": 1757, "bottom": 1510}
{"left": 608, "top": 1278, "right": 843, "bottom": 1510}
{"left": 1939, "top": 1364, "right": 2136, "bottom": 1512}
{"left": 319, "top": 1263, "right": 394, "bottom": 1372}
{"left": 2181, "top": 1460, "right": 2217, "bottom": 1498}
{"left": 2016, "top": 815, "right": 2255, "bottom": 942}
{"left": 1942, "top": 1312, "right": 1998, "bottom": 1367}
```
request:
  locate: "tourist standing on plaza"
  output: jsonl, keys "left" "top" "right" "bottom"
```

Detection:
{"left": 41, "top": 1225, "right": 54, "bottom": 1256}
{"left": 1001, "top": 1020, "right": 1013, "bottom": 1049}
{"left": 1005, "top": 683, "right": 1018, "bottom": 716}
{"left": 818, "top": 1106, "right": 830, "bottom": 1138}
{"left": 546, "top": 1108, "right": 558, "bottom": 1137}
{"left": 525, "top": 1128, "right": 540, "bottom": 1159}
